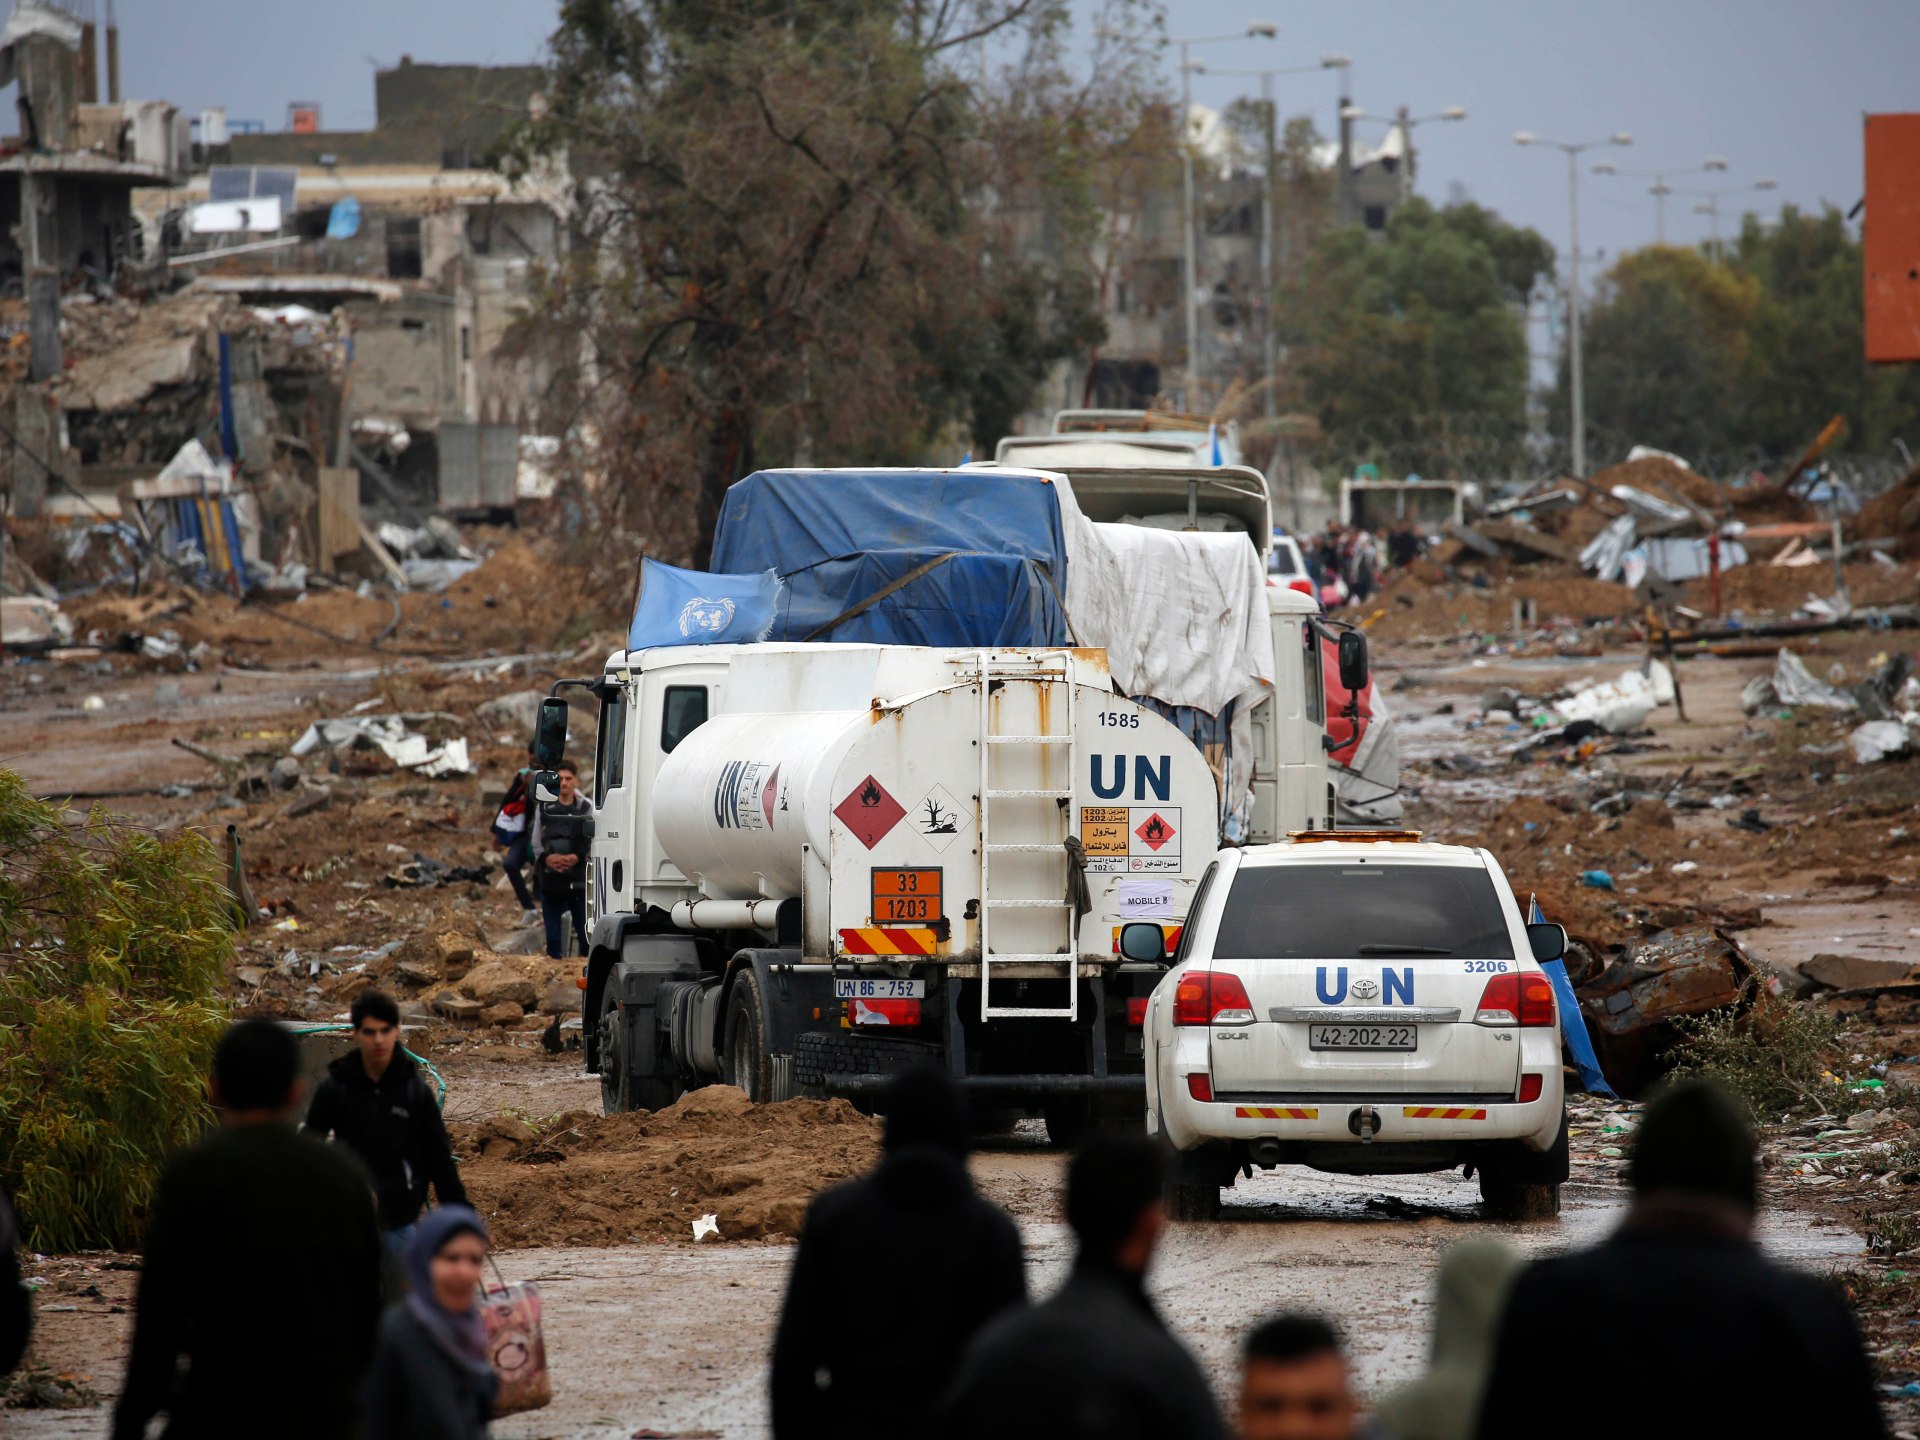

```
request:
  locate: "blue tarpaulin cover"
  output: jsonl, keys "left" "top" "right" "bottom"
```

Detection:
{"left": 710, "top": 469, "right": 1070, "bottom": 646}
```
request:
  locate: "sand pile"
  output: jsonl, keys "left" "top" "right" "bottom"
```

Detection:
{"left": 1366, "top": 571, "right": 1639, "bottom": 644}
{"left": 453, "top": 1085, "right": 882, "bottom": 1247}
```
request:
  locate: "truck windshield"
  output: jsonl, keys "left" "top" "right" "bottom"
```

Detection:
{"left": 1210, "top": 864, "right": 1515, "bottom": 961}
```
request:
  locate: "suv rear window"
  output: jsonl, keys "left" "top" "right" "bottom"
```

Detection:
{"left": 1210, "top": 863, "right": 1515, "bottom": 961}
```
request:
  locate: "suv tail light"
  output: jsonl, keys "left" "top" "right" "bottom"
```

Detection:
{"left": 1186, "top": 1072, "right": 1214, "bottom": 1102}
{"left": 1172, "top": 971, "right": 1256, "bottom": 1026}
{"left": 1288, "top": 578, "right": 1315, "bottom": 596}
{"left": 1474, "top": 972, "right": 1555, "bottom": 1027}
{"left": 1517, "top": 1072, "right": 1545, "bottom": 1104}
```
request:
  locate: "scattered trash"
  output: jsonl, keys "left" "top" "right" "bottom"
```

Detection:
{"left": 1551, "top": 663, "right": 1675, "bottom": 736}
{"left": 1850, "top": 720, "right": 1911, "bottom": 765}
{"left": 1670, "top": 860, "right": 1699, "bottom": 875}
{"left": 1, "top": 596, "right": 74, "bottom": 648}
{"left": 1769, "top": 649, "right": 1856, "bottom": 711}
{"left": 290, "top": 715, "right": 474, "bottom": 778}
{"left": 691, "top": 1214, "right": 720, "bottom": 1242}
{"left": 1580, "top": 870, "right": 1615, "bottom": 891}
{"left": 1577, "top": 926, "right": 1755, "bottom": 1093}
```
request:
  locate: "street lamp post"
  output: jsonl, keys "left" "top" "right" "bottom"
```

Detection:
{"left": 1339, "top": 104, "right": 1467, "bottom": 205}
{"left": 1199, "top": 54, "right": 1351, "bottom": 424}
{"left": 1515, "top": 129, "right": 1633, "bottom": 479}
{"left": 1172, "top": 22, "right": 1278, "bottom": 405}
{"left": 1676, "top": 178, "right": 1779, "bottom": 258}
{"left": 1591, "top": 156, "right": 1728, "bottom": 243}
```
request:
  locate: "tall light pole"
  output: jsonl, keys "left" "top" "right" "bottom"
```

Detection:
{"left": 1340, "top": 104, "right": 1467, "bottom": 203}
{"left": 1198, "top": 54, "right": 1351, "bottom": 424}
{"left": 1591, "top": 156, "right": 1727, "bottom": 244}
{"left": 1516, "top": 129, "right": 1633, "bottom": 478}
{"left": 1172, "top": 22, "right": 1278, "bottom": 406}
{"left": 1676, "top": 178, "right": 1779, "bottom": 259}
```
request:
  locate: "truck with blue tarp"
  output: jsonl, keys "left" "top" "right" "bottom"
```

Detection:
{"left": 542, "top": 466, "right": 1348, "bottom": 1139}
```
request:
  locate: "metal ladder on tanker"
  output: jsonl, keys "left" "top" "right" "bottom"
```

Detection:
{"left": 972, "top": 650, "right": 1080, "bottom": 1021}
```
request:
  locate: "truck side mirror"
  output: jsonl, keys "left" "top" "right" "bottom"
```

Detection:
{"left": 1338, "top": 631, "right": 1370, "bottom": 694}
{"left": 535, "top": 697, "right": 569, "bottom": 768}
{"left": 1118, "top": 922, "right": 1168, "bottom": 963}
{"left": 1526, "top": 922, "right": 1568, "bottom": 963}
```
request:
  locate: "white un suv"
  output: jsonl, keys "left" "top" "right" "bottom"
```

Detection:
{"left": 1132, "top": 833, "right": 1569, "bottom": 1221}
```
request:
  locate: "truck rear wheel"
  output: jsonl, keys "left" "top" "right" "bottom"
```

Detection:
{"left": 723, "top": 969, "right": 792, "bottom": 1104}
{"left": 597, "top": 985, "right": 677, "bottom": 1115}
{"left": 792, "top": 1029, "right": 933, "bottom": 1104}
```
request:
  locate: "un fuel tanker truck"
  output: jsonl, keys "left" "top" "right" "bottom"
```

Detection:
{"left": 550, "top": 467, "right": 1355, "bottom": 1142}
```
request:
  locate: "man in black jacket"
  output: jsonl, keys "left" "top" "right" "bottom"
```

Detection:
{"left": 114, "top": 1019, "right": 383, "bottom": 1440}
{"left": 1477, "top": 1079, "right": 1886, "bottom": 1440}
{"left": 772, "top": 1068, "right": 1025, "bottom": 1440}
{"left": 934, "top": 1134, "right": 1228, "bottom": 1440}
{"left": 303, "top": 989, "right": 467, "bottom": 1265}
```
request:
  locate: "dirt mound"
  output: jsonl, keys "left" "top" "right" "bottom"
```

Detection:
{"left": 453, "top": 1086, "right": 881, "bottom": 1246}
{"left": 394, "top": 539, "right": 615, "bottom": 654}
{"left": 1367, "top": 571, "right": 1639, "bottom": 643}
{"left": 1854, "top": 467, "right": 1920, "bottom": 554}
{"left": 1681, "top": 560, "right": 1917, "bottom": 617}
{"left": 1589, "top": 455, "right": 1726, "bottom": 513}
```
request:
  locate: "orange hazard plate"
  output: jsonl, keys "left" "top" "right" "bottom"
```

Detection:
{"left": 872, "top": 867, "right": 941, "bottom": 923}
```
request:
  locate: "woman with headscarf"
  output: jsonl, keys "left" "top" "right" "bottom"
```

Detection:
{"left": 362, "top": 1206, "right": 497, "bottom": 1440}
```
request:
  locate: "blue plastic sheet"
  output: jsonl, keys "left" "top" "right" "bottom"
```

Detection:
{"left": 711, "top": 469, "right": 1070, "bottom": 646}
{"left": 1530, "top": 897, "right": 1617, "bottom": 1097}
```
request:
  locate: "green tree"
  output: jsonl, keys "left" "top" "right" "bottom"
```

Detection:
{"left": 504, "top": 0, "right": 1140, "bottom": 564}
{"left": 1280, "top": 198, "right": 1552, "bottom": 475}
{"left": 1735, "top": 204, "right": 1920, "bottom": 459}
{"left": 1554, "top": 245, "right": 1761, "bottom": 463}
{"left": 0, "top": 773, "right": 233, "bottom": 1251}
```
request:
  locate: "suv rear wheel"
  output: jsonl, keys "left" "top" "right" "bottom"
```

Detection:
{"left": 1164, "top": 1177, "right": 1222, "bottom": 1222}
{"left": 1479, "top": 1173, "right": 1560, "bottom": 1220}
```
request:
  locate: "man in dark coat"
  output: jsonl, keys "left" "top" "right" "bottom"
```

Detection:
{"left": 1477, "top": 1080, "right": 1886, "bottom": 1440}
{"left": 303, "top": 988, "right": 467, "bottom": 1258}
{"left": 114, "top": 1019, "right": 383, "bottom": 1440}
{"left": 934, "top": 1134, "right": 1228, "bottom": 1440}
{"left": 771, "top": 1068, "right": 1025, "bottom": 1440}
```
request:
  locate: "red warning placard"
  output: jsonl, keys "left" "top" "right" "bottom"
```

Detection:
{"left": 834, "top": 774, "right": 907, "bottom": 849}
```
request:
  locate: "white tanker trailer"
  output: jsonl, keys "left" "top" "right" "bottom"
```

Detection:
{"left": 540, "top": 631, "right": 1342, "bottom": 1142}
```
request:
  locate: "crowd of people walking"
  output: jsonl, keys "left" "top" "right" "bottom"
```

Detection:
{"left": 0, "top": 1018, "right": 1888, "bottom": 1439}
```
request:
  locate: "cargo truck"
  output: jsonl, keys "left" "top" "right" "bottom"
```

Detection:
{"left": 552, "top": 467, "right": 1362, "bottom": 1142}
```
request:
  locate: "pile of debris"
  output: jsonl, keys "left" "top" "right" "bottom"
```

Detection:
{"left": 1744, "top": 647, "right": 1920, "bottom": 765}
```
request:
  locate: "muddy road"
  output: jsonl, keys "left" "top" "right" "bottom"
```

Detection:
{"left": 15, "top": 1115, "right": 1864, "bottom": 1440}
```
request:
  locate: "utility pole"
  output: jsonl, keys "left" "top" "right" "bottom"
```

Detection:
{"left": 1516, "top": 128, "right": 1634, "bottom": 477}
{"left": 1171, "top": 24, "right": 1278, "bottom": 408}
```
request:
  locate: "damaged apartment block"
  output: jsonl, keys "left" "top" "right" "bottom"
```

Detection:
{"left": 0, "top": 5, "right": 570, "bottom": 603}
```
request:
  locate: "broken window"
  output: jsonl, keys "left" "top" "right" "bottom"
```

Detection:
{"left": 386, "top": 217, "right": 422, "bottom": 279}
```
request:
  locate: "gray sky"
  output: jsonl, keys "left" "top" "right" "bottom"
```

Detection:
{"left": 117, "top": 0, "right": 1916, "bottom": 280}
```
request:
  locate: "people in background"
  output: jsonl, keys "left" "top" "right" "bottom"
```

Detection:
{"left": 492, "top": 742, "right": 537, "bottom": 922}
{"left": 532, "top": 760, "right": 592, "bottom": 959}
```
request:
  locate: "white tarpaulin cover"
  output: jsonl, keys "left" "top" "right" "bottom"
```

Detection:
{"left": 1054, "top": 490, "right": 1274, "bottom": 812}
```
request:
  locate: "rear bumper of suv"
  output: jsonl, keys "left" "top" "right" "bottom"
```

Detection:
{"left": 1154, "top": 1076, "right": 1564, "bottom": 1155}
